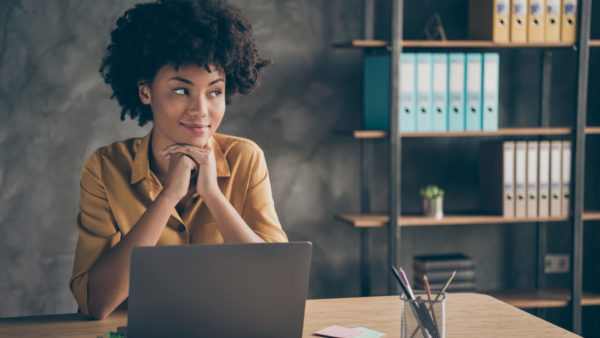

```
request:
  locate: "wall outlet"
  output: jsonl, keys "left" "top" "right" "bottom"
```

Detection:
{"left": 545, "top": 254, "right": 570, "bottom": 274}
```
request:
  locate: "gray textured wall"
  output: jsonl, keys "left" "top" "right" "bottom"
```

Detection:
{"left": 0, "top": 0, "right": 597, "bottom": 325}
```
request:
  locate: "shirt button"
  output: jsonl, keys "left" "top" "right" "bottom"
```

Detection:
{"left": 177, "top": 224, "right": 186, "bottom": 232}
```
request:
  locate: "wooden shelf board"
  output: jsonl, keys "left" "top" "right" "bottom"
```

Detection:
{"left": 590, "top": 40, "right": 600, "bottom": 47}
{"left": 348, "top": 127, "right": 572, "bottom": 139}
{"left": 585, "top": 127, "right": 600, "bottom": 134}
{"left": 333, "top": 39, "right": 574, "bottom": 49}
{"left": 583, "top": 210, "right": 600, "bottom": 221}
{"left": 487, "top": 289, "right": 600, "bottom": 309}
{"left": 335, "top": 213, "right": 569, "bottom": 228}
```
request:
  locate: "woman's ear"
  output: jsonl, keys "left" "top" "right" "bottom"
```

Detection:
{"left": 138, "top": 81, "right": 151, "bottom": 105}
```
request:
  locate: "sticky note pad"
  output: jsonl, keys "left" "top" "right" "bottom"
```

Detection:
{"left": 314, "top": 325, "right": 366, "bottom": 338}
{"left": 353, "top": 327, "right": 386, "bottom": 337}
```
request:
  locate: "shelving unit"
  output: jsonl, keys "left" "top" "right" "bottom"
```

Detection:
{"left": 334, "top": 0, "right": 594, "bottom": 334}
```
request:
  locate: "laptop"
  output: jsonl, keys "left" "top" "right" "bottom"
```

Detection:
{"left": 127, "top": 242, "right": 312, "bottom": 338}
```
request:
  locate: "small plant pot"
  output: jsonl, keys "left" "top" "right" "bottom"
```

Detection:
{"left": 423, "top": 196, "right": 443, "bottom": 219}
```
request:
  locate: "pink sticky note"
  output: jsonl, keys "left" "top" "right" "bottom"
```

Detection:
{"left": 314, "top": 325, "right": 366, "bottom": 338}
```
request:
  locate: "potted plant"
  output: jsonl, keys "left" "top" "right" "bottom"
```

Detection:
{"left": 420, "top": 185, "right": 444, "bottom": 219}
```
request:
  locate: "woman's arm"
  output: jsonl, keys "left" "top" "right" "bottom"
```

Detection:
{"left": 87, "top": 153, "right": 196, "bottom": 319}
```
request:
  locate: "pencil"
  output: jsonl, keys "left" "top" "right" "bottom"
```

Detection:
{"left": 423, "top": 275, "right": 439, "bottom": 332}
{"left": 434, "top": 270, "right": 456, "bottom": 302}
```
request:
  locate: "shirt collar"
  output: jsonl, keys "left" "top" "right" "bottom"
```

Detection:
{"left": 130, "top": 129, "right": 231, "bottom": 185}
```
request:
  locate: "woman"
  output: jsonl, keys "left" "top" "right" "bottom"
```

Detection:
{"left": 69, "top": 0, "right": 287, "bottom": 320}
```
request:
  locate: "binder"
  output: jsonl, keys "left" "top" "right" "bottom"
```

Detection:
{"left": 550, "top": 140, "right": 562, "bottom": 217}
{"left": 468, "top": 0, "right": 510, "bottom": 42}
{"left": 432, "top": 54, "right": 448, "bottom": 131}
{"left": 561, "top": 140, "right": 571, "bottom": 216}
{"left": 416, "top": 53, "right": 433, "bottom": 132}
{"left": 526, "top": 141, "right": 538, "bottom": 217}
{"left": 448, "top": 53, "right": 465, "bottom": 131}
{"left": 399, "top": 53, "right": 417, "bottom": 132}
{"left": 511, "top": 0, "right": 528, "bottom": 42}
{"left": 363, "top": 55, "right": 389, "bottom": 130}
{"left": 528, "top": 0, "right": 545, "bottom": 42}
{"left": 465, "top": 53, "right": 482, "bottom": 131}
{"left": 538, "top": 141, "right": 550, "bottom": 217}
{"left": 479, "top": 141, "right": 515, "bottom": 217}
{"left": 515, "top": 141, "right": 527, "bottom": 217}
{"left": 561, "top": 0, "right": 577, "bottom": 43}
{"left": 482, "top": 53, "right": 499, "bottom": 131}
{"left": 545, "top": 0, "right": 561, "bottom": 41}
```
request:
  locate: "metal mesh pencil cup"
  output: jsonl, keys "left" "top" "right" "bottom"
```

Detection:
{"left": 401, "top": 291, "right": 446, "bottom": 338}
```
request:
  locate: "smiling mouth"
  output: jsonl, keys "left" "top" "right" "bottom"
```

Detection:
{"left": 180, "top": 122, "right": 211, "bottom": 134}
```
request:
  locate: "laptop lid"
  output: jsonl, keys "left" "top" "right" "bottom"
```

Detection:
{"left": 127, "top": 242, "right": 312, "bottom": 338}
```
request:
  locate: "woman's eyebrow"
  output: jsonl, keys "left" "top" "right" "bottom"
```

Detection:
{"left": 208, "top": 78, "right": 224, "bottom": 86}
{"left": 169, "top": 76, "right": 194, "bottom": 85}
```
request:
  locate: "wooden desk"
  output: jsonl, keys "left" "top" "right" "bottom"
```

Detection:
{"left": 0, "top": 293, "right": 579, "bottom": 337}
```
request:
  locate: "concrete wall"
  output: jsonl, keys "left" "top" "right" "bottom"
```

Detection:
{"left": 0, "top": 2, "right": 597, "bottom": 331}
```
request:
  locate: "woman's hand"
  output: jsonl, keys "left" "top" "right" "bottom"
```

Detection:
{"left": 160, "top": 144, "right": 220, "bottom": 200}
{"left": 157, "top": 150, "right": 198, "bottom": 203}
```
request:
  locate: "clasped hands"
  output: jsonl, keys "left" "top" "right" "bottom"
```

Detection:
{"left": 158, "top": 143, "right": 219, "bottom": 203}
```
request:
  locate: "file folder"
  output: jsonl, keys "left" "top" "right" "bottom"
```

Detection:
{"left": 399, "top": 53, "right": 417, "bottom": 132}
{"left": 561, "top": 0, "right": 577, "bottom": 43}
{"left": 468, "top": 0, "right": 510, "bottom": 42}
{"left": 432, "top": 54, "right": 448, "bottom": 131}
{"left": 561, "top": 140, "right": 571, "bottom": 216}
{"left": 465, "top": 54, "right": 482, "bottom": 131}
{"left": 511, "top": 0, "right": 528, "bottom": 42}
{"left": 482, "top": 53, "right": 499, "bottom": 131}
{"left": 550, "top": 140, "right": 562, "bottom": 217}
{"left": 448, "top": 53, "right": 465, "bottom": 131}
{"left": 479, "top": 141, "right": 515, "bottom": 217}
{"left": 363, "top": 55, "right": 389, "bottom": 130}
{"left": 526, "top": 141, "right": 538, "bottom": 217}
{"left": 545, "top": 0, "right": 561, "bottom": 41}
{"left": 528, "top": 0, "right": 545, "bottom": 42}
{"left": 538, "top": 141, "right": 550, "bottom": 217}
{"left": 416, "top": 53, "right": 433, "bottom": 132}
{"left": 515, "top": 141, "right": 527, "bottom": 217}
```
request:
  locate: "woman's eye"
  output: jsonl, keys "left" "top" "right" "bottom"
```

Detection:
{"left": 209, "top": 90, "right": 222, "bottom": 98}
{"left": 173, "top": 88, "right": 188, "bottom": 95}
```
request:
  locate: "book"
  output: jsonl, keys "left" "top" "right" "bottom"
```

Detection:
{"left": 413, "top": 253, "right": 474, "bottom": 271}
{"left": 413, "top": 268, "right": 476, "bottom": 283}
{"left": 414, "top": 279, "right": 476, "bottom": 292}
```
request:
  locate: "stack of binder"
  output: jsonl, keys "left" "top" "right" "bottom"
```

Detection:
{"left": 468, "top": 0, "right": 577, "bottom": 43}
{"left": 364, "top": 53, "right": 500, "bottom": 132}
{"left": 479, "top": 140, "right": 571, "bottom": 218}
{"left": 413, "top": 253, "right": 476, "bottom": 292}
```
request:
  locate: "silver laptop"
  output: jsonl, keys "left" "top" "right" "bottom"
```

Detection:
{"left": 127, "top": 242, "right": 312, "bottom": 338}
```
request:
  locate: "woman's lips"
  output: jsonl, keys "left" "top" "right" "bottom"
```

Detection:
{"left": 180, "top": 122, "right": 210, "bottom": 135}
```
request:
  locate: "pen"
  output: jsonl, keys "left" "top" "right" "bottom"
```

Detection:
{"left": 434, "top": 270, "right": 456, "bottom": 302}
{"left": 391, "top": 266, "right": 414, "bottom": 300}
{"left": 399, "top": 267, "right": 415, "bottom": 299}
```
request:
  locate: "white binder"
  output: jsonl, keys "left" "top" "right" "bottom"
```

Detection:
{"left": 561, "top": 140, "right": 571, "bottom": 216}
{"left": 504, "top": 141, "right": 516, "bottom": 217}
{"left": 515, "top": 141, "right": 527, "bottom": 217}
{"left": 538, "top": 141, "right": 550, "bottom": 217}
{"left": 526, "top": 141, "right": 538, "bottom": 218}
{"left": 550, "top": 140, "right": 562, "bottom": 217}
{"left": 432, "top": 54, "right": 448, "bottom": 131}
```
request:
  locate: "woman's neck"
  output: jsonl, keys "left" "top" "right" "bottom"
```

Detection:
{"left": 149, "top": 128, "right": 171, "bottom": 183}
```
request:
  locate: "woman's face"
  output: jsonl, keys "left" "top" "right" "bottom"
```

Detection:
{"left": 139, "top": 63, "right": 226, "bottom": 148}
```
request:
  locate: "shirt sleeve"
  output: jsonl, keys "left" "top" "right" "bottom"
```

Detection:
{"left": 242, "top": 149, "right": 288, "bottom": 243}
{"left": 69, "top": 151, "right": 122, "bottom": 317}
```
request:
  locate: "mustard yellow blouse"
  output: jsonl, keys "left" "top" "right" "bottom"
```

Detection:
{"left": 69, "top": 130, "right": 287, "bottom": 316}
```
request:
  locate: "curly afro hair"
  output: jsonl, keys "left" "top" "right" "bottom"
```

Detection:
{"left": 99, "top": 0, "right": 271, "bottom": 126}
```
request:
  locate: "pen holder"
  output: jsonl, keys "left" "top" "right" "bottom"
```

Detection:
{"left": 401, "top": 291, "right": 446, "bottom": 338}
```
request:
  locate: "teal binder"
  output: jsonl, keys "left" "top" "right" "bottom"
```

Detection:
{"left": 363, "top": 55, "right": 390, "bottom": 130}
{"left": 432, "top": 54, "right": 448, "bottom": 131}
{"left": 448, "top": 53, "right": 465, "bottom": 131}
{"left": 482, "top": 53, "right": 500, "bottom": 131}
{"left": 399, "top": 53, "right": 416, "bottom": 132}
{"left": 416, "top": 53, "right": 433, "bottom": 132}
{"left": 465, "top": 53, "right": 483, "bottom": 131}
